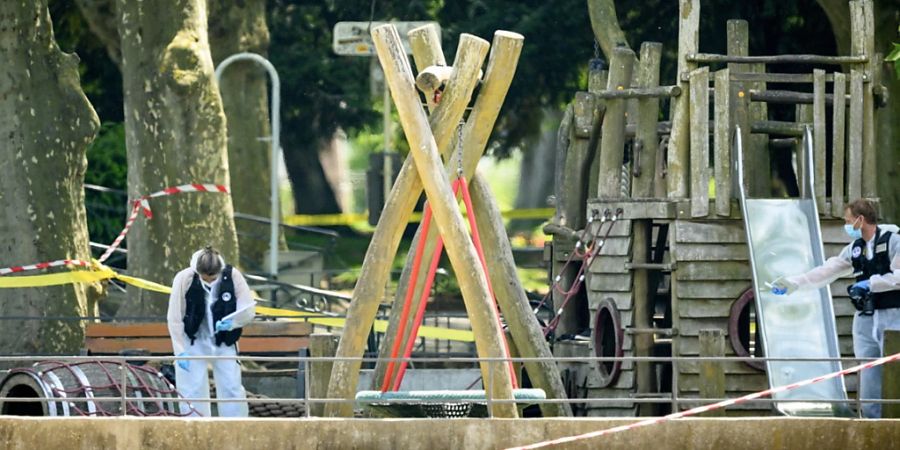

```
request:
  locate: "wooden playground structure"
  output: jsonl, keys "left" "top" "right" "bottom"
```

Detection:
{"left": 320, "top": 0, "right": 886, "bottom": 419}
{"left": 549, "top": 0, "right": 884, "bottom": 416}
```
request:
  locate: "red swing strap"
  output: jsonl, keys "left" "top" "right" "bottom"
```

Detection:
{"left": 381, "top": 176, "right": 517, "bottom": 392}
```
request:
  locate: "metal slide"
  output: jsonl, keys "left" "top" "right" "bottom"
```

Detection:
{"left": 736, "top": 126, "right": 851, "bottom": 416}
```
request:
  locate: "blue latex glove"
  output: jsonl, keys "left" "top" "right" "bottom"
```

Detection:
{"left": 176, "top": 352, "right": 190, "bottom": 372}
{"left": 852, "top": 279, "right": 871, "bottom": 292}
{"left": 769, "top": 277, "right": 798, "bottom": 296}
{"left": 215, "top": 319, "right": 234, "bottom": 332}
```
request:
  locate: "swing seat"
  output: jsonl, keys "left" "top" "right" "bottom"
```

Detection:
{"left": 355, "top": 388, "right": 546, "bottom": 418}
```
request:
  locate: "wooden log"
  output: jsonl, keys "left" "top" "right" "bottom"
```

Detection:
{"left": 324, "top": 28, "right": 487, "bottom": 418}
{"left": 686, "top": 53, "right": 867, "bottom": 65}
{"left": 561, "top": 92, "right": 601, "bottom": 229}
{"left": 733, "top": 87, "right": 752, "bottom": 194}
{"left": 831, "top": 72, "right": 847, "bottom": 217}
{"left": 729, "top": 72, "right": 845, "bottom": 84}
{"left": 847, "top": 70, "right": 863, "bottom": 201}
{"left": 813, "top": 69, "right": 827, "bottom": 210}
{"left": 751, "top": 120, "right": 807, "bottom": 137}
{"left": 370, "top": 24, "right": 517, "bottom": 417}
{"left": 371, "top": 28, "right": 450, "bottom": 393}
{"left": 309, "top": 333, "right": 338, "bottom": 417}
{"left": 689, "top": 67, "right": 710, "bottom": 217}
{"left": 409, "top": 24, "right": 446, "bottom": 111}
{"left": 796, "top": 104, "right": 813, "bottom": 198}
{"left": 587, "top": 69, "right": 608, "bottom": 199}
{"left": 883, "top": 330, "right": 900, "bottom": 418}
{"left": 699, "top": 329, "right": 726, "bottom": 416}
{"left": 632, "top": 42, "right": 662, "bottom": 198}
{"left": 592, "top": 85, "right": 680, "bottom": 100}
{"left": 415, "top": 65, "right": 454, "bottom": 93}
{"left": 471, "top": 175, "right": 573, "bottom": 416}
{"left": 748, "top": 63, "right": 770, "bottom": 197}
{"left": 667, "top": 0, "right": 699, "bottom": 199}
{"left": 632, "top": 220, "right": 655, "bottom": 415}
{"left": 553, "top": 104, "right": 574, "bottom": 224}
{"left": 850, "top": 0, "right": 876, "bottom": 198}
{"left": 727, "top": 21, "right": 755, "bottom": 197}
{"left": 597, "top": 47, "right": 635, "bottom": 198}
{"left": 714, "top": 69, "right": 732, "bottom": 216}
{"left": 749, "top": 89, "right": 851, "bottom": 106}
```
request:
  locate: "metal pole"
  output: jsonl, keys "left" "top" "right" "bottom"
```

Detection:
{"left": 214, "top": 52, "right": 282, "bottom": 280}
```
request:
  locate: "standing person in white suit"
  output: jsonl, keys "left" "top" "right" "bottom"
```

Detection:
{"left": 167, "top": 246, "right": 256, "bottom": 417}
{"left": 771, "top": 199, "right": 900, "bottom": 418}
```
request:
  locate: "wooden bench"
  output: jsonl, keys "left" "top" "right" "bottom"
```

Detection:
{"left": 84, "top": 321, "right": 312, "bottom": 356}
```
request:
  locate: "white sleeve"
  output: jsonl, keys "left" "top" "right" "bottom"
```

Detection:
{"left": 869, "top": 233, "right": 900, "bottom": 293}
{"left": 167, "top": 270, "right": 188, "bottom": 356}
{"left": 785, "top": 244, "right": 854, "bottom": 291}
{"left": 230, "top": 268, "right": 256, "bottom": 328}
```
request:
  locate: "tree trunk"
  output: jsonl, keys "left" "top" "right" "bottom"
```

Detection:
{"left": 0, "top": 1, "right": 102, "bottom": 354}
{"left": 511, "top": 109, "right": 559, "bottom": 230}
{"left": 74, "top": 0, "right": 121, "bottom": 69}
{"left": 116, "top": 0, "right": 239, "bottom": 316}
{"left": 284, "top": 134, "right": 343, "bottom": 214}
{"left": 209, "top": 0, "right": 286, "bottom": 271}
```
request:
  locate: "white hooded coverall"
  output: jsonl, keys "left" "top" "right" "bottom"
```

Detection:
{"left": 167, "top": 251, "right": 256, "bottom": 417}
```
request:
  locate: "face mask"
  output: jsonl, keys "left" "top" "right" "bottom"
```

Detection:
{"left": 844, "top": 217, "right": 862, "bottom": 240}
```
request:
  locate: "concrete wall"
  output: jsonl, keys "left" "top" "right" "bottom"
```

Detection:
{"left": 0, "top": 417, "right": 897, "bottom": 449}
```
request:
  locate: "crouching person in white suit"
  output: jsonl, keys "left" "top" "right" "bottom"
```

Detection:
{"left": 167, "top": 246, "right": 256, "bottom": 417}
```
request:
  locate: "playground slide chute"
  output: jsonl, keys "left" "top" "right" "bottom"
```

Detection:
{"left": 736, "top": 126, "right": 851, "bottom": 416}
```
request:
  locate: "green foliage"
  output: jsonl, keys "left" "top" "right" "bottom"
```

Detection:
{"left": 886, "top": 25, "right": 900, "bottom": 80}
{"left": 83, "top": 123, "right": 128, "bottom": 249}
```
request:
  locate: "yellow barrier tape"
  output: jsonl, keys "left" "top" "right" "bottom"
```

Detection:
{"left": 284, "top": 207, "right": 554, "bottom": 227}
{"left": 0, "top": 263, "right": 475, "bottom": 342}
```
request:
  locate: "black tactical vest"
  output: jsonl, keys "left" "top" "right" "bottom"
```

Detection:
{"left": 850, "top": 227, "right": 900, "bottom": 310}
{"left": 183, "top": 265, "right": 242, "bottom": 346}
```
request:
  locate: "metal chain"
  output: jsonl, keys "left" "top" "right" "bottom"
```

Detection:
{"left": 456, "top": 120, "right": 464, "bottom": 178}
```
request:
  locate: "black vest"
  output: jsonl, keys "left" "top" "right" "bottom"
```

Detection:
{"left": 850, "top": 227, "right": 900, "bottom": 310}
{"left": 183, "top": 265, "right": 243, "bottom": 346}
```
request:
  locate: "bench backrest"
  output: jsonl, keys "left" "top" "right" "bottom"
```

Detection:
{"left": 85, "top": 322, "right": 312, "bottom": 355}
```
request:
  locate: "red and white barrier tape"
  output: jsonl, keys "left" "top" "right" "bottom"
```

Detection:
{"left": 0, "top": 259, "right": 92, "bottom": 276}
{"left": 0, "top": 183, "right": 229, "bottom": 274}
{"left": 508, "top": 351, "right": 900, "bottom": 450}
{"left": 97, "top": 183, "right": 229, "bottom": 262}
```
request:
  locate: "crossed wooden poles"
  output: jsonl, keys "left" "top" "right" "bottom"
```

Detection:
{"left": 323, "top": 24, "right": 571, "bottom": 418}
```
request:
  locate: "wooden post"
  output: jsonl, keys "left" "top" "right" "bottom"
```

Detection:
{"left": 831, "top": 72, "right": 847, "bottom": 217}
{"left": 883, "top": 330, "right": 900, "bottom": 418}
{"left": 699, "top": 329, "right": 726, "bottom": 417}
{"left": 588, "top": 69, "right": 609, "bottom": 199}
{"left": 727, "top": 20, "right": 766, "bottom": 198}
{"left": 371, "top": 24, "right": 517, "bottom": 417}
{"left": 470, "top": 175, "right": 573, "bottom": 417}
{"left": 597, "top": 47, "right": 635, "bottom": 198}
{"left": 632, "top": 42, "right": 662, "bottom": 198}
{"left": 632, "top": 220, "right": 655, "bottom": 415}
{"left": 562, "top": 92, "right": 600, "bottom": 230}
{"left": 713, "top": 69, "right": 732, "bottom": 216}
{"left": 667, "top": 0, "right": 699, "bottom": 198}
{"left": 309, "top": 333, "right": 338, "bottom": 417}
{"left": 850, "top": 0, "right": 876, "bottom": 198}
{"left": 324, "top": 29, "right": 487, "bottom": 418}
{"left": 812, "top": 69, "right": 827, "bottom": 210}
{"left": 847, "top": 70, "right": 863, "bottom": 201}
{"left": 689, "top": 66, "right": 709, "bottom": 217}
{"left": 371, "top": 25, "right": 451, "bottom": 392}
{"left": 795, "top": 104, "right": 813, "bottom": 198}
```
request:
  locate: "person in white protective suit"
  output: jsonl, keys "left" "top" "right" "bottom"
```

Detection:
{"left": 167, "top": 246, "right": 256, "bottom": 417}
{"left": 770, "top": 199, "right": 900, "bottom": 418}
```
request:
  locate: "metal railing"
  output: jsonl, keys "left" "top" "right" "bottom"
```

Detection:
{"left": 0, "top": 354, "right": 895, "bottom": 419}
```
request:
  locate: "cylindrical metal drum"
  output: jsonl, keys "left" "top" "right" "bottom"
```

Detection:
{"left": 0, "top": 360, "right": 181, "bottom": 416}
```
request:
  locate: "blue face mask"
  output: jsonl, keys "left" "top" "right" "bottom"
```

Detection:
{"left": 844, "top": 218, "right": 862, "bottom": 240}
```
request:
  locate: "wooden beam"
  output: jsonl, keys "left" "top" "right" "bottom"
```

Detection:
{"left": 632, "top": 42, "right": 662, "bottom": 198}
{"left": 883, "top": 330, "right": 900, "bottom": 418}
{"left": 597, "top": 46, "right": 635, "bottom": 198}
{"left": 370, "top": 24, "right": 517, "bottom": 417}
{"left": 813, "top": 69, "right": 827, "bottom": 211}
{"left": 409, "top": 24, "right": 446, "bottom": 111}
{"left": 592, "top": 85, "right": 679, "bottom": 100}
{"left": 632, "top": 220, "right": 654, "bottom": 415}
{"left": 324, "top": 27, "right": 487, "bottom": 418}
{"left": 831, "top": 72, "right": 847, "bottom": 217}
{"left": 850, "top": 0, "right": 876, "bottom": 197}
{"left": 796, "top": 104, "right": 813, "bottom": 198}
{"left": 309, "top": 333, "right": 338, "bottom": 416}
{"left": 689, "top": 67, "right": 710, "bottom": 217}
{"left": 667, "top": 0, "right": 699, "bottom": 199}
{"left": 687, "top": 53, "right": 867, "bottom": 65}
{"left": 847, "top": 70, "right": 863, "bottom": 201}
{"left": 714, "top": 69, "right": 732, "bottom": 216}
{"left": 699, "top": 329, "right": 726, "bottom": 416}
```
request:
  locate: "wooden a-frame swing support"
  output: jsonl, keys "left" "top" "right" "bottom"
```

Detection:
{"left": 324, "top": 24, "right": 570, "bottom": 418}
